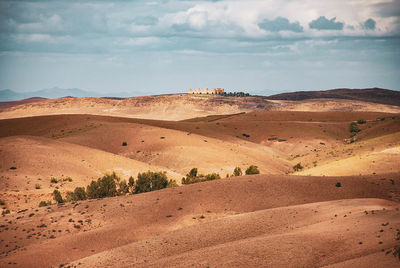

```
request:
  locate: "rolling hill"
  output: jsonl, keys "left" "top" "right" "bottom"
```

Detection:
{"left": 267, "top": 88, "right": 400, "bottom": 107}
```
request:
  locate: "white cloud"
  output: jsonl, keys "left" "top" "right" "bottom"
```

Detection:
{"left": 117, "top": 37, "right": 161, "bottom": 46}
{"left": 17, "top": 14, "right": 64, "bottom": 33}
{"left": 13, "top": 33, "right": 71, "bottom": 44}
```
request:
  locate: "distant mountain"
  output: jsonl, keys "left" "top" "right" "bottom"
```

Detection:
{"left": 266, "top": 88, "right": 400, "bottom": 106}
{"left": 0, "top": 87, "right": 132, "bottom": 101}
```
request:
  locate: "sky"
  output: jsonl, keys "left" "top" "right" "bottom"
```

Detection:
{"left": 0, "top": 0, "right": 399, "bottom": 96}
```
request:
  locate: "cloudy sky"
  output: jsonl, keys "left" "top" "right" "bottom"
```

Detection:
{"left": 0, "top": 0, "right": 399, "bottom": 96}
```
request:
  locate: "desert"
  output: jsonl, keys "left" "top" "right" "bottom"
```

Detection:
{"left": 0, "top": 89, "right": 399, "bottom": 267}
{"left": 1, "top": 1, "right": 400, "bottom": 267}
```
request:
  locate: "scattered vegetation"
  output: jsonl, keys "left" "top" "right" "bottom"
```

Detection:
{"left": 0, "top": 200, "right": 5, "bottom": 206}
{"left": 182, "top": 168, "right": 221, "bottom": 184}
{"left": 350, "top": 122, "right": 360, "bottom": 137}
{"left": 135, "top": 171, "right": 169, "bottom": 193}
{"left": 53, "top": 190, "right": 64, "bottom": 203}
{"left": 167, "top": 180, "right": 179, "bottom": 188}
{"left": 35, "top": 184, "right": 41, "bottom": 189}
{"left": 9, "top": 166, "right": 17, "bottom": 170}
{"left": 86, "top": 173, "right": 118, "bottom": 199}
{"left": 122, "top": 141, "right": 127, "bottom": 146}
{"left": 245, "top": 165, "right": 260, "bottom": 175}
{"left": 63, "top": 177, "right": 73, "bottom": 182}
{"left": 357, "top": 119, "right": 366, "bottom": 124}
{"left": 336, "top": 182, "right": 342, "bottom": 187}
{"left": 242, "top": 133, "right": 250, "bottom": 138}
{"left": 2, "top": 209, "right": 10, "bottom": 216}
{"left": 233, "top": 167, "right": 242, "bottom": 176}
{"left": 50, "top": 177, "right": 58, "bottom": 183}
{"left": 65, "top": 187, "right": 87, "bottom": 202}
{"left": 392, "top": 230, "right": 400, "bottom": 261}
{"left": 293, "top": 163, "right": 303, "bottom": 172}
{"left": 223, "top": 92, "right": 250, "bottom": 97}
{"left": 43, "top": 171, "right": 175, "bottom": 204}
{"left": 39, "top": 201, "right": 52, "bottom": 207}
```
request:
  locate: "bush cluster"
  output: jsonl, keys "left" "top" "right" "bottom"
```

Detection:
{"left": 293, "top": 163, "right": 303, "bottom": 172}
{"left": 245, "top": 165, "right": 260, "bottom": 175}
{"left": 350, "top": 122, "right": 360, "bottom": 137}
{"left": 48, "top": 171, "right": 175, "bottom": 206}
{"left": 223, "top": 92, "right": 250, "bottom": 97}
{"left": 233, "top": 167, "right": 242, "bottom": 176}
{"left": 135, "top": 171, "right": 169, "bottom": 193}
{"left": 39, "top": 200, "right": 52, "bottom": 207}
{"left": 181, "top": 168, "right": 221, "bottom": 184}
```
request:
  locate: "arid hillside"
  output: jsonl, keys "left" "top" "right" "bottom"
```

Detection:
{"left": 0, "top": 99, "right": 399, "bottom": 267}
{"left": 0, "top": 93, "right": 399, "bottom": 121}
{"left": 1, "top": 111, "right": 399, "bottom": 211}
{"left": 1, "top": 174, "right": 399, "bottom": 267}
{"left": 267, "top": 88, "right": 400, "bottom": 106}
{"left": 0, "top": 97, "right": 47, "bottom": 112}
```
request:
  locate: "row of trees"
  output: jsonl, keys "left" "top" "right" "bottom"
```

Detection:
{"left": 181, "top": 165, "right": 260, "bottom": 185}
{"left": 48, "top": 171, "right": 177, "bottom": 204}
{"left": 223, "top": 92, "right": 251, "bottom": 97}
{"left": 47, "top": 166, "right": 261, "bottom": 205}
{"left": 181, "top": 168, "right": 221, "bottom": 184}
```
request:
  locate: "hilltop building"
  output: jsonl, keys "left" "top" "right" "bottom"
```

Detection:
{"left": 188, "top": 88, "right": 224, "bottom": 95}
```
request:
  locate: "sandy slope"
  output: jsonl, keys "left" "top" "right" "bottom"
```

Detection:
{"left": 0, "top": 108, "right": 399, "bottom": 267}
{"left": 74, "top": 199, "right": 399, "bottom": 268}
{"left": 0, "top": 174, "right": 399, "bottom": 267}
{"left": 0, "top": 135, "right": 181, "bottom": 211}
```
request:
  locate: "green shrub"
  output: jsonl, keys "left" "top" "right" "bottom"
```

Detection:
{"left": 293, "top": 163, "right": 303, "bottom": 172}
{"left": 186, "top": 168, "right": 198, "bottom": 178}
{"left": 86, "top": 173, "right": 118, "bottom": 199}
{"left": 167, "top": 179, "right": 178, "bottom": 188}
{"left": 205, "top": 173, "right": 221, "bottom": 181}
{"left": 10, "top": 166, "right": 17, "bottom": 170}
{"left": 242, "top": 133, "right": 250, "bottom": 138}
{"left": 357, "top": 119, "right": 366, "bottom": 124}
{"left": 2, "top": 209, "right": 10, "bottom": 215}
{"left": 53, "top": 190, "right": 64, "bottom": 203}
{"left": 335, "top": 182, "right": 342, "bottom": 187}
{"left": 350, "top": 122, "right": 360, "bottom": 135}
{"left": 233, "top": 167, "right": 242, "bottom": 176}
{"left": 50, "top": 177, "right": 58, "bottom": 183}
{"left": 135, "top": 171, "right": 168, "bottom": 193}
{"left": 182, "top": 168, "right": 222, "bottom": 184}
{"left": 63, "top": 177, "right": 73, "bottom": 182}
{"left": 118, "top": 180, "right": 129, "bottom": 195}
{"left": 35, "top": 184, "right": 41, "bottom": 189}
{"left": 122, "top": 141, "right": 127, "bottom": 146}
{"left": 39, "top": 201, "right": 52, "bottom": 207}
{"left": 245, "top": 165, "right": 260, "bottom": 175}
{"left": 128, "top": 176, "right": 135, "bottom": 192}
{"left": 70, "top": 187, "right": 87, "bottom": 201}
